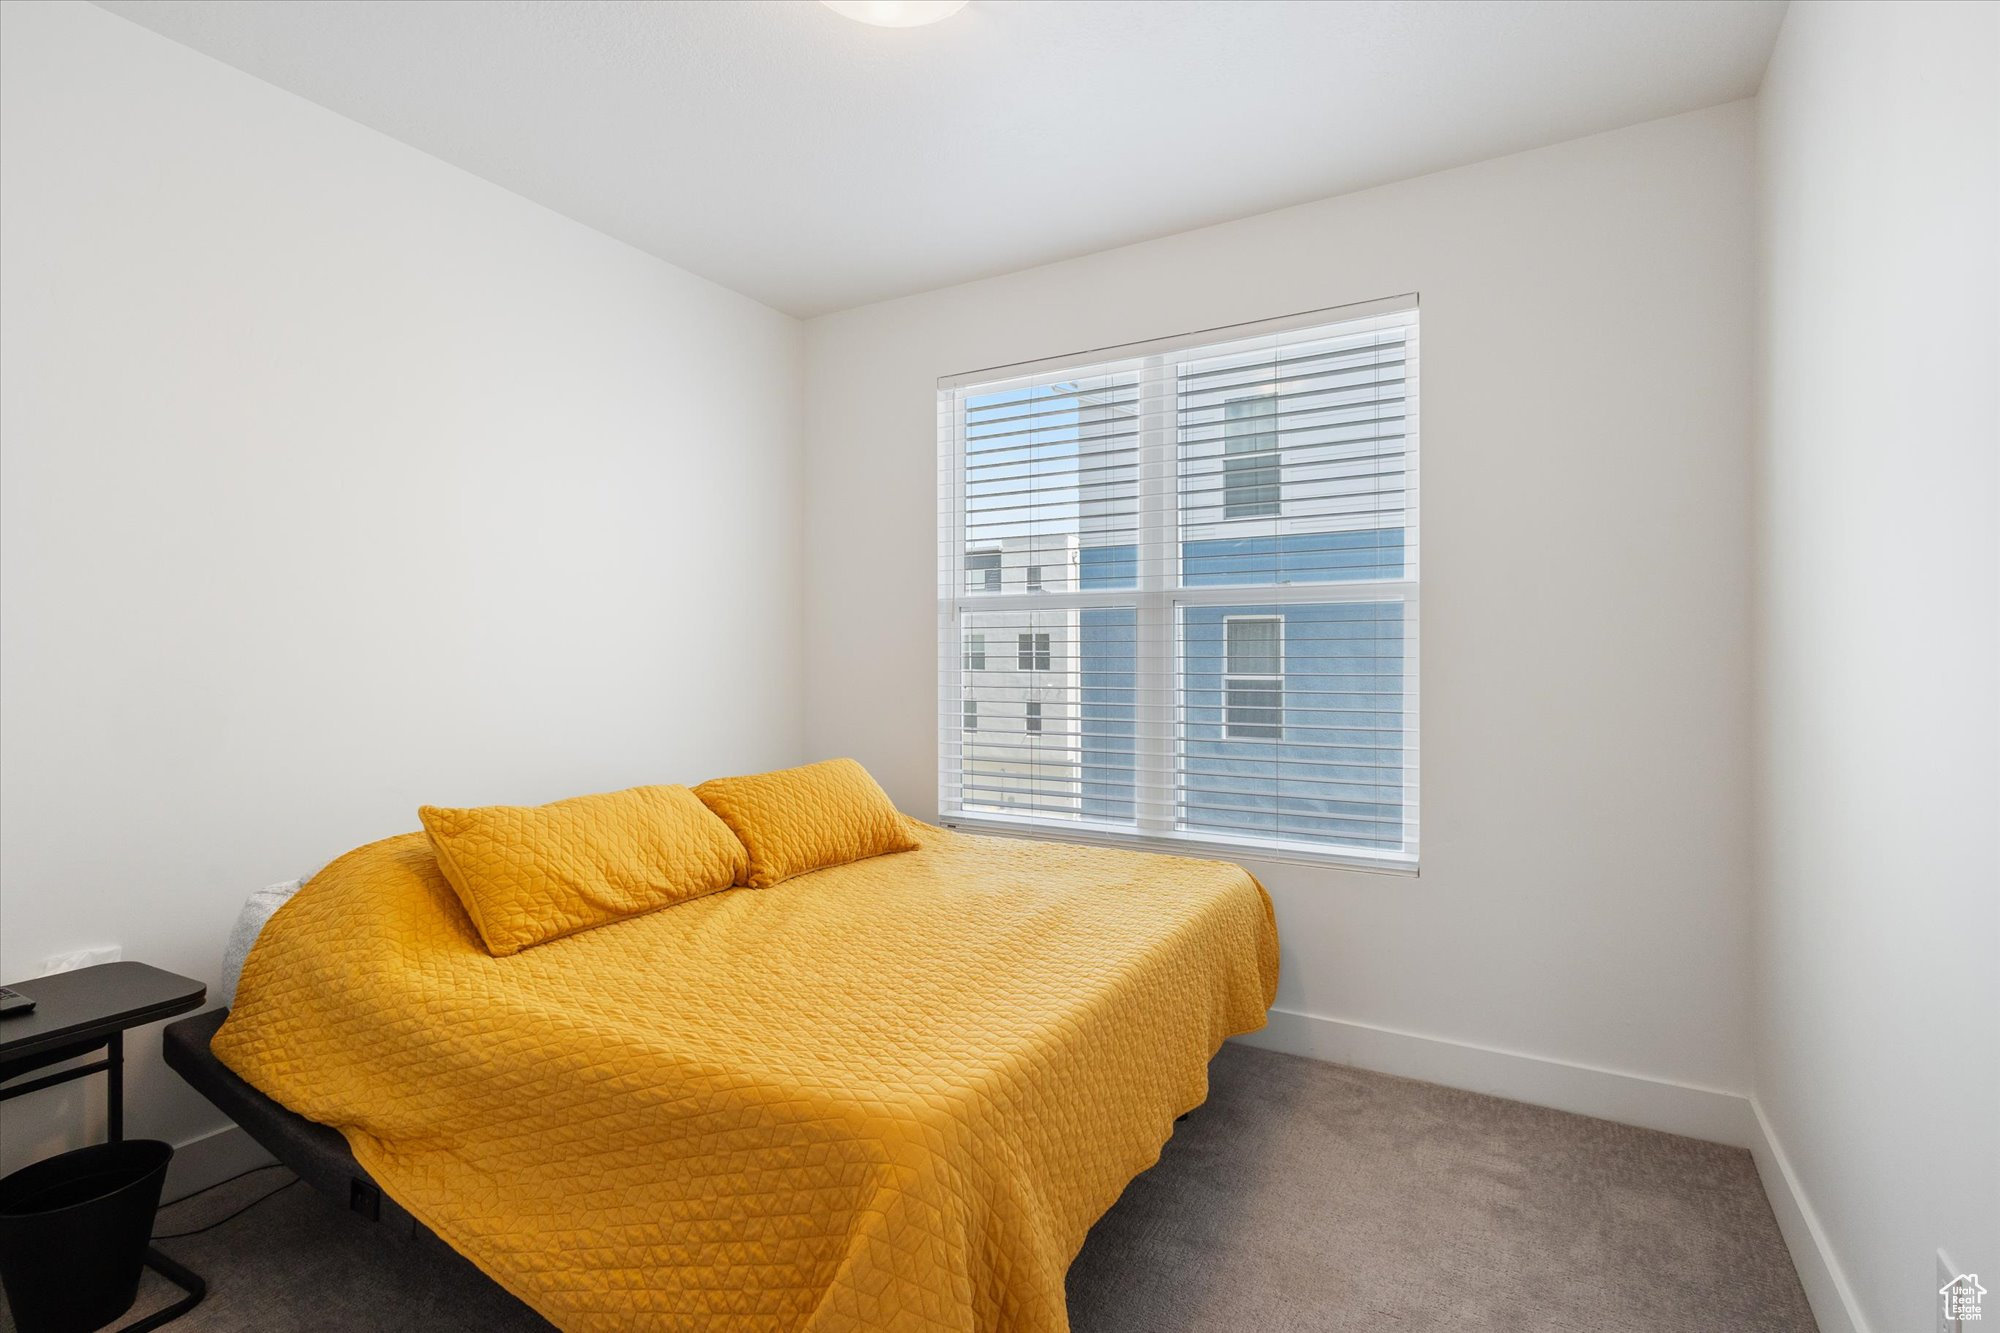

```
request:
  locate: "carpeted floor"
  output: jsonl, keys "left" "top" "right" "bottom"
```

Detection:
{"left": 31, "top": 1044, "right": 1816, "bottom": 1332}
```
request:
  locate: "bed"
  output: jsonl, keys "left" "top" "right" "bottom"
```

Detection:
{"left": 176, "top": 817, "right": 1279, "bottom": 1332}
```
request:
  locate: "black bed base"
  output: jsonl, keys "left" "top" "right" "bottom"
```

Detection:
{"left": 161, "top": 1010, "right": 434, "bottom": 1242}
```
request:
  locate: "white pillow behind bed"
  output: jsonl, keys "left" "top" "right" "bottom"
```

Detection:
{"left": 216, "top": 871, "right": 316, "bottom": 1008}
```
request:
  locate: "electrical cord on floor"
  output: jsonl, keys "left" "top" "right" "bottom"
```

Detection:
{"left": 151, "top": 1165, "right": 301, "bottom": 1241}
{"left": 157, "top": 1161, "right": 289, "bottom": 1208}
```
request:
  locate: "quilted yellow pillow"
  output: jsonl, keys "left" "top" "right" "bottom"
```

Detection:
{"left": 694, "top": 758, "right": 918, "bottom": 888}
{"left": 419, "top": 785, "right": 748, "bottom": 956}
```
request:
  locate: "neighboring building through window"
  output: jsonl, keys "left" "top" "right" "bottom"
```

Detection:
{"left": 963, "top": 700, "right": 978, "bottom": 731}
{"left": 966, "top": 632, "right": 986, "bottom": 670}
{"left": 939, "top": 298, "right": 1419, "bottom": 867}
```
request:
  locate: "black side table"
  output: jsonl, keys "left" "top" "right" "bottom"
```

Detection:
{"left": 1, "top": 962, "right": 209, "bottom": 1329}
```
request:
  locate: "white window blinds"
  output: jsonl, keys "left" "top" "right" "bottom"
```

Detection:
{"left": 938, "top": 296, "right": 1419, "bottom": 869}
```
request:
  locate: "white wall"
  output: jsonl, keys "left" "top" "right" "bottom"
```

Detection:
{"left": 804, "top": 105, "right": 1759, "bottom": 1105}
{"left": 1753, "top": 4, "right": 2000, "bottom": 1331}
{"left": 0, "top": 1, "right": 804, "bottom": 1173}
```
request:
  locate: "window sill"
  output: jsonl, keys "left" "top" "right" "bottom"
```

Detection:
{"left": 938, "top": 811, "right": 1419, "bottom": 877}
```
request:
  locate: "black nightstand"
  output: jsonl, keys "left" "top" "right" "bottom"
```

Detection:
{"left": 1, "top": 962, "right": 208, "bottom": 1330}
{"left": 0, "top": 962, "right": 206, "bottom": 1139}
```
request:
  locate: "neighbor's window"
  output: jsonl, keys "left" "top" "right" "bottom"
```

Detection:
{"left": 966, "top": 632, "right": 986, "bottom": 670}
{"left": 967, "top": 549, "right": 1002, "bottom": 592}
{"left": 938, "top": 297, "right": 1419, "bottom": 867}
{"left": 1223, "top": 616, "right": 1284, "bottom": 740}
{"left": 1016, "top": 632, "right": 1051, "bottom": 671}
{"left": 1222, "top": 395, "right": 1281, "bottom": 518}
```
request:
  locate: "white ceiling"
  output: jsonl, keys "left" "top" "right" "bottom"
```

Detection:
{"left": 93, "top": 0, "right": 1786, "bottom": 318}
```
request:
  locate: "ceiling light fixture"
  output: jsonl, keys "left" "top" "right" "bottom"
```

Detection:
{"left": 819, "top": 1, "right": 968, "bottom": 28}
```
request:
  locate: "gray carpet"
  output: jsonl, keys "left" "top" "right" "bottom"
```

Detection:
{"left": 31, "top": 1045, "right": 1815, "bottom": 1332}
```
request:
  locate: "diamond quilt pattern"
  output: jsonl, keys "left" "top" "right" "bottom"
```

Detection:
{"left": 213, "top": 819, "right": 1280, "bottom": 1332}
{"left": 694, "top": 759, "right": 920, "bottom": 889}
{"left": 420, "top": 785, "right": 748, "bottom": 957}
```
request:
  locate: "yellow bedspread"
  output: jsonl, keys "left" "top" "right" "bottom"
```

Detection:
{"left": 215, "top": 821, "right": 1279, "bottom": 1332}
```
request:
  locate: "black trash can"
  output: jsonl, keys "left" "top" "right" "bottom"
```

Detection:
{"left": 0, "top": 1139, "right": 173, "bottom": 1333}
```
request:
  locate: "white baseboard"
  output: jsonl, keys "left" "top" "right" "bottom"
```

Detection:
{"left": 1234, "top": 1007, "right": 1760, "bottom": 1146}
{"left": 1746, "top": 1097, "right": 1869, "bottom": 1333}
{"left": 162, "top": 1121, "right": 276, "bottom": 1203}
{"left": 1233, "top": 1008, "right": 1869, "bottom": 1333}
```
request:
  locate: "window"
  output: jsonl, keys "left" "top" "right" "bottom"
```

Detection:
{"left": 1223, "top": 617, "right": 1283, "bottom": 739}
{"left": 1222, "top": 395, "right": 1281, "bottom": 518}
{"left": 939, "top": 297, "right": 1418, "bottom": 867}
{"left": 967, "top": 549, "right": 1001, "bottom": 592}
{"left": 966, "top": 632, "right": 986, "bottom": 670}
{"left": 964, "top": 700, "right": 978, "bottom": 731}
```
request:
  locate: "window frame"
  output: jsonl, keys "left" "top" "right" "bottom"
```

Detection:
{"left": 938, "top": 295, "right": 1420, "bottom": 874}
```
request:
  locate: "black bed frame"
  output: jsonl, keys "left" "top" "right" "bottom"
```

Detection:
{"left": 162, "top": 1010, "right": 437, "bottom": 1243}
